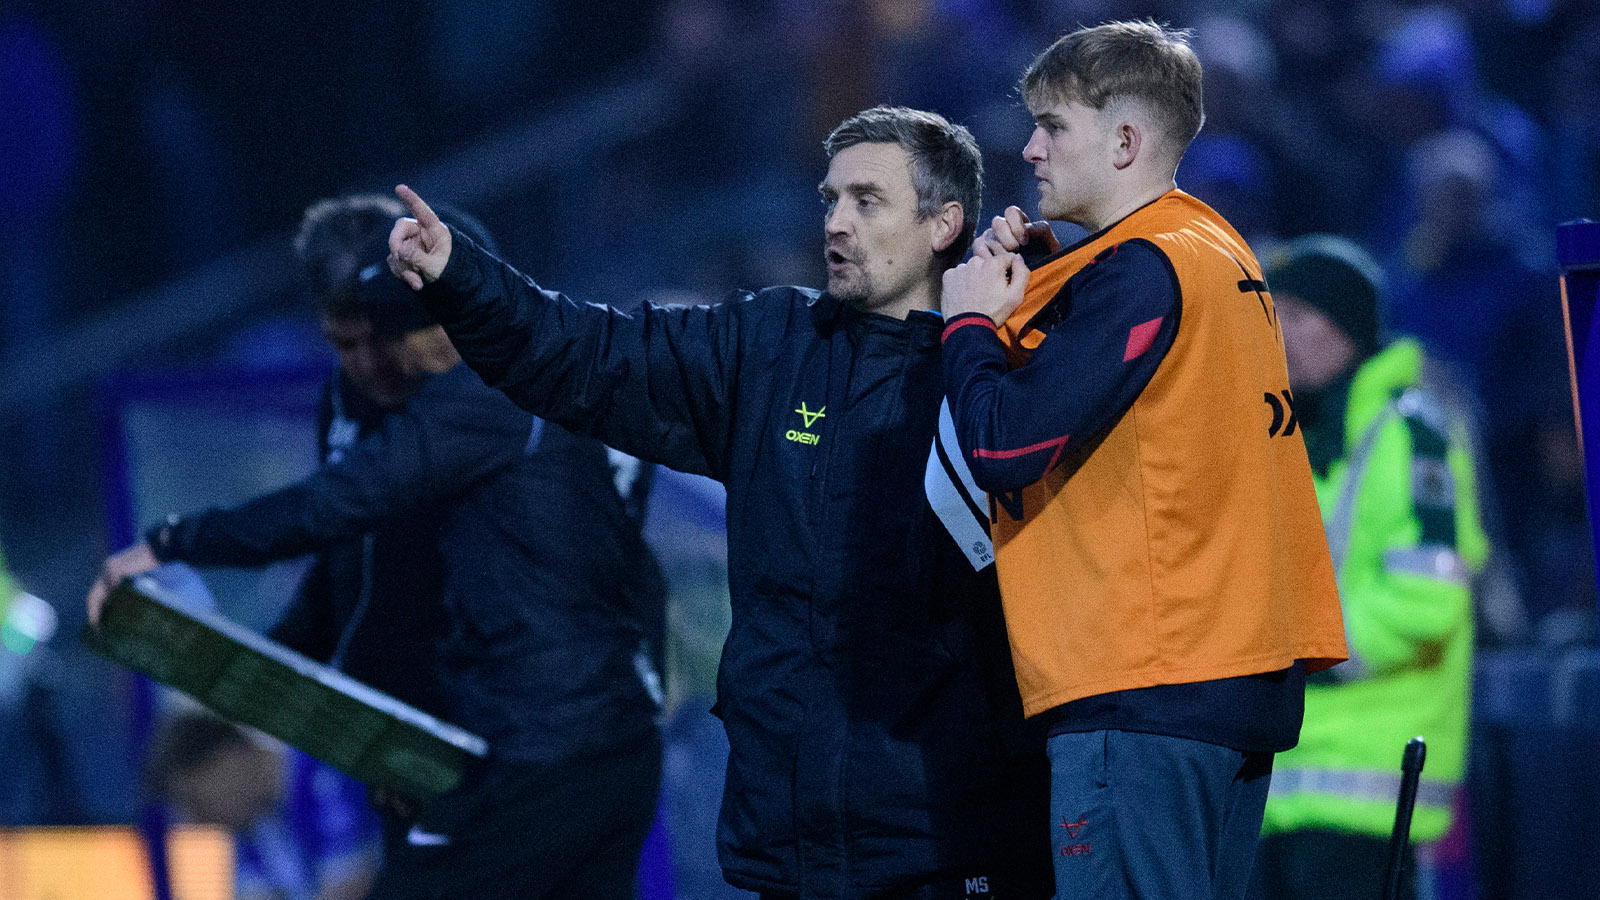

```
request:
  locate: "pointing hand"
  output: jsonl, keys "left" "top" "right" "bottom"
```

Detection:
{"left": 388, "top": 184, "right": 453, "bottom": 289}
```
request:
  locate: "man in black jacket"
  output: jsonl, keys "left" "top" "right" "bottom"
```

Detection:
{"left": 89, "top": 195, "right": 668, "bottom": 900}
{"left": 269, "top": 195, "right": 457, "bottom": 732}
{"left": 387, "top": 106, "right": 1052, "bottom": 900}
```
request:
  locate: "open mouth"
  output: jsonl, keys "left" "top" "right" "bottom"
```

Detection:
{"left": 826, "top": 249, "right": 850, "bottom": 265}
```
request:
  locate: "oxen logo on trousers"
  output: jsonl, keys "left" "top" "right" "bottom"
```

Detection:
{"left": 1059, "top": 814, "right": 1090, "bottom": 857}
{"left": 787, "top": 403, "right": 826, "bottom": 446}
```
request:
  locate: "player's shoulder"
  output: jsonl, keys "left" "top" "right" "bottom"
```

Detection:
{"left": 1067, "top": 238, "right": 1178, "bottom": 299}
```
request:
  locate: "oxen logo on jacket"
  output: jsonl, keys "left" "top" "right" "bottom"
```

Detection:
{"left": 786, "top": 403, "right": 826, "bottom": 445}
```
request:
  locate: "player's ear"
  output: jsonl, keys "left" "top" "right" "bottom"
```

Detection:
{"left": 1112, "top": 119, "right": 1141, "bottom": 170}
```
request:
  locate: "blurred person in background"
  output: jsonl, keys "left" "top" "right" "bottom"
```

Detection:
{"left": 89, "top": 195, "right": 668, "bottom": 900}
{"left": 1382, "top": 128, "right": 1562, "bottom": 640}
{"left": 1253, "top": 235, "right": 1487, "bottom": 900}
{"left": 387, "top": 105, "right": 1054, "bottom": 900}
{"left": 1477, "top": 288, "right": 1592, "bottom": 645}
{"left": 1369, "top": 6, "right": 1546, "bottom": 228}
{"left": 272, "top": 194, "right": 453, "bottom": 745}
{"left": 940, "top": 21, "right": 1346, "bottom": 900}
{"left": 1384, "top": 128, "right": 1542, "bottom": 400}
{"left": 146, "top": 707, "right": 375, "bottom": 900}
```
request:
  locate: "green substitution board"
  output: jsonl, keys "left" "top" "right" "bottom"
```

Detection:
{"left": 83, "top": 576, "right": 487, "bottom": 799}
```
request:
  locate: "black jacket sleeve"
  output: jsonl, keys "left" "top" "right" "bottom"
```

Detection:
{"left": 149, "top": 368, "right": 532, "bottom": 567}
{"left": 941, "top": 240, "right": 1181, "bottom": 493}
{"left": 415, "top": 229, "right": 742, "bottom": 480}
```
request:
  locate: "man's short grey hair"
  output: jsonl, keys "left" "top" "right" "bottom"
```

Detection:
{"left": 824, "top": 106, "right": 984, "bottom": 265}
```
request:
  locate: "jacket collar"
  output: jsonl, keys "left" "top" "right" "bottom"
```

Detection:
{"left": 810, "top": 290, "right": 942, "bottom": 350}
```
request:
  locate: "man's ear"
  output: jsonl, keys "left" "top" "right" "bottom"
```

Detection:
{"left": 931, "top": 201, "right": 965, "bottom": 254}
{"left": 1112, "top": 119, "right": 1142, "bottom": 171}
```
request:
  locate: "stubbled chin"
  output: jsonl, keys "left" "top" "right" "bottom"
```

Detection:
{"left": 828, "top": 274, "right": 867, "bottom": 302}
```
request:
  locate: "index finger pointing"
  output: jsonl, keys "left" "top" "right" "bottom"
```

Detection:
{"left": 395, "top": 184, "right": 442, "bottom": 231}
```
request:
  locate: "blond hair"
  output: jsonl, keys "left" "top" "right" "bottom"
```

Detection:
{"left": 1022, "top": 21, "right": 1205, "bottom": 165}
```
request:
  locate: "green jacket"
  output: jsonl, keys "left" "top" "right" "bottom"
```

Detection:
{"left": 1263, "top": 340, "right": 1488, "bottom": 842}
{"left": 0, "top": 541, "right": 16, "bottom": 646}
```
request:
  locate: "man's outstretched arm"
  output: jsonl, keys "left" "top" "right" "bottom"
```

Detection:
{"left": 388, "top": 185, "right": 743, "bottom": 480}
{"left": 86, "top": 369, "right": 528, "bottom": 624}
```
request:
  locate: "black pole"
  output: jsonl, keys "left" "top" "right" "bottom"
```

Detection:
{"left": 1383, "top": 737, "right": 1428, "bottom": 900}
{"left": 1556, "top": 219, "right": 1600, "bottom": 639}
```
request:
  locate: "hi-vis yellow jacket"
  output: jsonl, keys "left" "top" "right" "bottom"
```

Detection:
{"left": 1264, "top": 339, "right": 1487, "bottom": 841}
